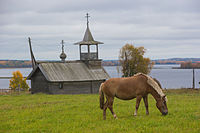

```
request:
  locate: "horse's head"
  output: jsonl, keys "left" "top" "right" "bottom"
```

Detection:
{"left": 156, "top": 95, "right": 168, "bottom": 115}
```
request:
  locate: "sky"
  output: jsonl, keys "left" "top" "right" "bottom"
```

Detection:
{"left": 0, "top": 0, "right": 200, "bottom": 60}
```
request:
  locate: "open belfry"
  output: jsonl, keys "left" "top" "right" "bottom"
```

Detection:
{"left": 27, "top": 13, "right": 110, "bottom": 94}
{"left": 75, "top": 13, "right": 103, "bottom": 61}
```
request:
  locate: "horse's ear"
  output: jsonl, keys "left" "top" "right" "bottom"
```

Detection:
{"left": 163, "top": 95, "right": 168, "bottom": 102}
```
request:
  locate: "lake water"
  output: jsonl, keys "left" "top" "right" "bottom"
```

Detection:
{"left": 0, "top": 65, "right": 200, "bottom": 89}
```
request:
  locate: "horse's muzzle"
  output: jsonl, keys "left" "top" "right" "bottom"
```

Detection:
{"left": 162, "top": 111, "right": 168, "bottom": 115}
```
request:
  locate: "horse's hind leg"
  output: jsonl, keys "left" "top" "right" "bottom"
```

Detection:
{"left": 134, "top": 95, "right": 142, "bottom": 116}
{"left": 108, "top": 97, "right": 117, "bottom": 119}
{"left": 143, "top": 95, "right": 149, "bottom": 115}
{"left": 103, "top": 100, "right": 108, "bottom": 120}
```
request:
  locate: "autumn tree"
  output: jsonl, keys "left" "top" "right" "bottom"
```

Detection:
{"left": 9, "top": 71, "right": 29, "bottom": 91}
{"left": 119, "top": 44, "right": 154, "bottom": 77}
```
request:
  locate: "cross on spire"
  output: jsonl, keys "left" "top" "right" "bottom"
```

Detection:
{"left": 85, "top": 13, "right": 90, "bottom": 27}
{"left": 61, "top": 40, "right": 64, "bottom": 53}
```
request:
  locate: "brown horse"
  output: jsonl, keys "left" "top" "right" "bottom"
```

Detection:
{"left": 99, "top": 73, "right": 168, "bottom": 120}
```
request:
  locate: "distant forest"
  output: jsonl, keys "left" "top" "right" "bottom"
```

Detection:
{"left": 0, "top": 58, "right": 200, "bottom": 68}
{"left": 0, "top": 60, "right": 32, "bottom": 68}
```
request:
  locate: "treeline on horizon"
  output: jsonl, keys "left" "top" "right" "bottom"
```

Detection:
{"left": 0, "top": 60, "right": 32, "bottom": 68}
{"left": 180, "top": 62, "right": 200, "bottom": 69}
{"left": 0, "top": 58, "right": 200, "bottom": 68}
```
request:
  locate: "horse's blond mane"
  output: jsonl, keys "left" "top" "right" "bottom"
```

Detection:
{"left": 134, "top": 73, "right": 166, "bottom": 97}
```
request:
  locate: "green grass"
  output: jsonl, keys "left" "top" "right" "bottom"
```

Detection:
{"left": 0, "top": 89, "right": 200, "bottom": 133}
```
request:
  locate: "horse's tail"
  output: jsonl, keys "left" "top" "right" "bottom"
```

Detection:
{"left": 99, "top": 83, "right": 105, "bottom": 110}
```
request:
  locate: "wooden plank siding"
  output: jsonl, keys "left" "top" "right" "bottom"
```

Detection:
{"left": 30, "top": 69, "right": 49, "bottom": 94}
{"left": 29, "top": 67, "right": 105, "bottom": 94}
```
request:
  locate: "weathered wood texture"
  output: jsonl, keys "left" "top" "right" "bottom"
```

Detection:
{"left": 48, "top": 81, "right": 102, "bottom": 94}
{"left": 31, "top": 69, "right": 49, "bottom": 94}
{"left": 30, "top": 69, "right": 104, "bottom": 94}
{"left": 28, "top": 61, "right": 109, "bottom": 82}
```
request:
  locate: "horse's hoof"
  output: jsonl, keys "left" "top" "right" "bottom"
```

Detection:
{"left": 114, "top": 114, "right": 117, "bottom": 119}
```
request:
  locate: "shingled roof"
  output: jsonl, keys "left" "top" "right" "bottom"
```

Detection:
{"left": 27, "top": 61, "right": 110, "bottom": 82}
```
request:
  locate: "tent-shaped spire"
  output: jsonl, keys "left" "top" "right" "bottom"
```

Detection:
{"left": 74, "top": 13, "right": 103, "bottom": 45}
{"left": 83, "top": 26, "right": 94, "bottom": 42}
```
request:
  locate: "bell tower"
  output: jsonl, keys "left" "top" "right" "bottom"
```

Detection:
{"left": 74, "top": 13, "right": 103, "bottom": 61}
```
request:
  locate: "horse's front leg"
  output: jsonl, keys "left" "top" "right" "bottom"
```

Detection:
{"left": 108, "top": 97, "right": 117, "bottom": 119}
{"left": 143, "top": 95, "right": 149, "bottom": 115}
{"left": 134, "top": 95, "right": 142, "bottom": 116}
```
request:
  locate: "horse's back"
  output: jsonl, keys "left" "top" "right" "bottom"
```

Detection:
{"left": 103, "top": 75, "right": 149, "bottom": 100}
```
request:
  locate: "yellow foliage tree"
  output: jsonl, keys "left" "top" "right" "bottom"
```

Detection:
{"left": 119, "top": 44, "right": 154, "bottom": 77}
{"left": 9, "top": 71, "right": 29, "bottom": 91}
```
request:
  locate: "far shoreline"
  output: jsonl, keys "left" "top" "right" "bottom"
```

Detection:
{"left": 1, "top": 64, "right": 200, "bottom": 69}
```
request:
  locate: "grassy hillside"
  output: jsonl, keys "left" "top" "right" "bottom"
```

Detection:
{"left": 0, "top": 89, "right": 200, "bottom": 133}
